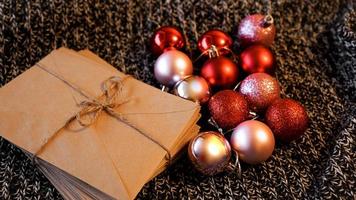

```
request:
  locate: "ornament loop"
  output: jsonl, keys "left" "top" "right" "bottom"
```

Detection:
{"left": 228, "top": 150, "right": 242, "bottom": 178}
{"left": 208, "top": 117, "right": 224, "bottom": 134}
{"left": 220, "top": 47, "right": 239, "bottom": 63}
{"left": 233, "top": 81, "right": 241, "bottom": 91}
{"left": 248, "top": 111, "right": 259, "bottom": 120}
{"left": 161, "top": 85, "right": 169, "bottom": 92}
{"left": 208, "top": 45, "right": 220, "bottom": 58}
{"left": 262, "top": 15, "right": 274, "bottom": 27}
{"left": 193, "top": 46, "right": 237, "bottom": 64}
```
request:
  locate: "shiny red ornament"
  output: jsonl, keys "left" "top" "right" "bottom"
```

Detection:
{"left": 150, "top": 26, "right": 185, "bottom": 56}
{"left": 237, "top": 14, "right": 276, "bottom": 47}
{"left": 239, "top": 73, "right": 280, "bottom": 112}
{"left": 265, "top": 99, "right": 308, "bottom": 142}
{"left": 240, "top": 44, "right": 275, "bottom": 74}
{"left": 200, "top": 56, "right": 238, "bottom": 89}
{"left": 208, "top": 90, "right": 249, "bottom": 130}
{"left": 198, "top": 29, "right": 233, "bottom": 55}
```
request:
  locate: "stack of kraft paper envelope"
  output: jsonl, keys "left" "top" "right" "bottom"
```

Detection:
{"left": 0, "top": 48, "right": 201, "bottom": 200}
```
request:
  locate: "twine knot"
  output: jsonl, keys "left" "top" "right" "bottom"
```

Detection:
{"left": 70, "top": 76, "right": 129, "bottom": 127}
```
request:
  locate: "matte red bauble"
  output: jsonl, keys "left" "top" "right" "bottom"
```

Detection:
{"left": 188, "top": 131, "right": 231, "bottom": 175}
{"left": 240, "top": 44, "right": 275, "bottom": 74}
{"left": 150, "top": 26, "right": 185, "bottom": 56}
{"left": 265, "top": 99, "right": 308, "bottom": 142}
{"left": 198, "top": 29, "right": 233, "bottom": 55}
{"left": 230, "top": 120, "right": 275, "bottom": 164}
{"left": 200, "top": 56, "right": 238, "bottom": 89}
{"left": 237, "top": 14, "right": 276, "bottom": 47}
{"left": 208, "top": 90, "right": 249, "bottom": 130}
{"left": 239, "top": 73, "right": 280, "bottom": 112}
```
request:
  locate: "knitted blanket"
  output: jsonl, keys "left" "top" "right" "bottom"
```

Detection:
{"left": 0, "top": 0, "right": 355, "bottom": 199}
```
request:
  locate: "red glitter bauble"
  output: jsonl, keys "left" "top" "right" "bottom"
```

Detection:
{"left": 240, "top": 44, "right": 275, "bottom": 74}
{"left": 239, "top": 73, "right": 280, "bottom": 112}
{"left": 198, "top": 29, "right": 233, "bottom": 55}
{"left": 265, "top": 99, "right": 308, "bottom": 142}
{"left": 150, "top": 26, "right": 185, "bottom": 56}
{"left": 208, "top": 90, "right": 249, "bottom": 130}
{"left": 237, "top": 14, "right": 276, "bottom": 47}
{"left": 200, "top": 56, "right": 238, "bottom": 89}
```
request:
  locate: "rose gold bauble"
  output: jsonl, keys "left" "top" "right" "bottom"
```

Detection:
{"left": 208, "top": 90, "right": 249, "bottom": 130}
{"left": 154, "top": 49, "right": 193, "bottom": 87}
{"left": 188, "top": 131, "right": 231, "bottom": 175}
{"left": 173, "top": 76, "right": 211, "bottom": 103}
{"left": 237, "top": 14, "right": 276, "bottom": 47}
{"left": 240, "top": 44, "right": 275, "bottom": 74}
{"left": 200, "top": 56, "right": 239, "bottom": 89}
{"left": 150, "top": 26, "right": 185, "bottom": 56}
{"left": 265, "top": 99, "right": 309, "bottom": 142}
{"left": 198, "top": 29, "right": 233, "bottom": 55}
{"left": 230, "top": 120, "right": 275, "bottom": 164}
{"left": 239, "top": 73, "right": 280, "bottom": 112}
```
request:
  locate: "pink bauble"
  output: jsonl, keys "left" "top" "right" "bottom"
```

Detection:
{"left": 237, "top": 14, "right": 276, "bottom": 47}
{"left": 239, "top": 73, "right": 280, "bottom": 112}
{"left": 230, "top": 120, "right": 275, "bottom": 164}
{"left": 173, "top": 76, "right": 211, "bottom": 103}
{"left": 154, "top": 49, "right": 193, "bottom": 87}
{"left": 188, "top": 131, "right": 231, "bottom": 175}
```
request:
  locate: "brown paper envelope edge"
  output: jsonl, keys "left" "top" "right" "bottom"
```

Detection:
{"left": 149, "top": 124, "right": 200, "bottom": 180}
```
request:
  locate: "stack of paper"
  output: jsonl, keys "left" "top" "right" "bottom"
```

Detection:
{"left": 0, "top": 48, "right": 201, "bottom": 199}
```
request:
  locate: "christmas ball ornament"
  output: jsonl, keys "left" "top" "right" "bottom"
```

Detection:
{"left": 265, "top": 99, "right": 308, "bottom": 142}
{"left": 208, "top": 90, "right": 249, "bottom": 130}
{"left": 240, "top": 44, "right": 275, "bottom": 74}
{"left": 200, "top": 56, "right": 238, "bottom": 89}
{"left": 198, "top": 29, "right": 233, "bottom": 55}
{"left": 174, "top": 76, "right": 211, "bottom": 103}
{"left": 154, "top": 49, "right": 193, "bottom": 87}
{"left": 150, "top": 26, "right": 185, "bottom": 56}
{"left": 239, "top": 73, "right": 280, "bottom": 112}
{"left": 230, "top": 120, "right": 275, "bottom": 164}
{"left": 237, "top": 14, "right": 276, "bottom": 47}
{"left": 188, "top": 131, "right": 231, "bottom": 175}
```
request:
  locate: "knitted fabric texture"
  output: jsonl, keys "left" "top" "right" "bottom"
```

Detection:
{"left": 0, "top": 0, "right": 355, "bottom": 199}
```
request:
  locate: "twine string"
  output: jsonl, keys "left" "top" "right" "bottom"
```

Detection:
{"left": 34, "top": 63, "right": 174, "bottom": 166}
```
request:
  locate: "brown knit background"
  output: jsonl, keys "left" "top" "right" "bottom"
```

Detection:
{"left": 0, "top": 0, "right": 355, "bottom": 199}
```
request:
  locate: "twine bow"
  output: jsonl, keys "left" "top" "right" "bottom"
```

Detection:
{"left": 69, "top": 76, "right": 128, "bottom": 127}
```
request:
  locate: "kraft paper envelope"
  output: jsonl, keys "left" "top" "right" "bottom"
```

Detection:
{"left": 0, "top": 47, "right": 200, "bottom": 199}
{"left": 77, "top": 49, "right": 201, "bottom": 180}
